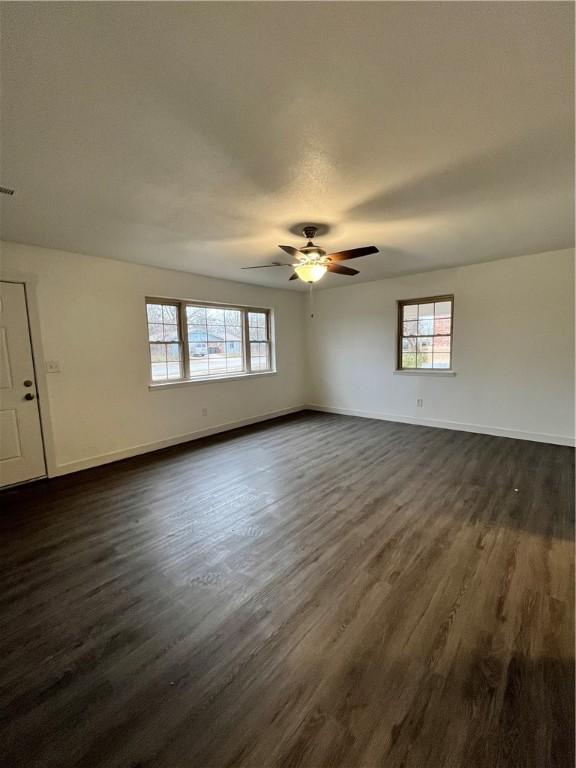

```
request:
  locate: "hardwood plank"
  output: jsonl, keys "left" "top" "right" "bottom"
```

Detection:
{"left": 0, "top": 412, "right": 573, "bottom": 767}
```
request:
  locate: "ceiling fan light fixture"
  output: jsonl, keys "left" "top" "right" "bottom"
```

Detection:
{"left": 295, "top": 263, "right": 327, "bottom": 284}
{"left": 242, "top": 224, "right": 378, "bottom": 283}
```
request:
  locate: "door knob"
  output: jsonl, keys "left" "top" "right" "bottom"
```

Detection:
{"left": 23, "top": 380, "right": 33, "bottom": 387}
{"left": 24, "top": 393, "right": 35, "bottom": 401}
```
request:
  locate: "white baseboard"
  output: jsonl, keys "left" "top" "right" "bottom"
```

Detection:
{"left": 306, "top": 404, "right": 576, "bottom": 447}
{"left": 52, "top": 406, "right": 305, "bottom": 476}
{"left": 50, "top": 402, "right": 574, "bottom": 476}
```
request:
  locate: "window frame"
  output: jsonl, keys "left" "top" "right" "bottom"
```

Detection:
{"left": 246, "top": 308, "right": 273, "bottom": 373}
{"left": 146, "top": 298, "right": 185, "bottom": 383}
{"left": 146, "top": 297, "right": 275, "bottom": 385}
{"left": 396, "top": 295, "right": 454, "bottom": 372}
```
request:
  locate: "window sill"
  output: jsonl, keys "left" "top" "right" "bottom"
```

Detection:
{"left": 149, "top": 370, "right": 277, "bottom": 390}
{"left": 393, "top": 370, "right": 457, "bottom": 377}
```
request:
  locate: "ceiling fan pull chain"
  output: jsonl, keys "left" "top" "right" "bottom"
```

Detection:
{"left": 309, "top": 284, "right": 314, "bottom": 319}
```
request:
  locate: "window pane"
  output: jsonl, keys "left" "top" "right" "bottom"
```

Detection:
{"left": 433, "top": 336, "right": 451, "bottom": 354}
{"left": 401, "top": 337, "right": 416, "bottom": 369}
{"left": 226, "top": 348, "right": 244, "bottom": 372}
{"left": 418, "top": 303, "right": 434, "bottom": 320}
{"left": 435, "top": 300, "right": 452, "bottom": 318}
{"left": 403, "top": 320, "right": 418, "bottom": 337}
{"left": 188, "top": 325, "right": 208, "bottom": 343}
{"left": 206, "top": 325, "right": 226, "bottom": 341}
{"left": 163, "top": 324, "right": 179, "bottom": 342}
{"left": 418, "top": 303, "right": 434, "bottom": 335}
{"left": 151, "top": 342, "right": 181, "bottom": 379}
{"left": 206, "top": 307, "right": 225, "bottom": 325}
{"left": 433, "top": 336, "right": 451, "bottom": 368}
{"left": 225, "top": 337, "right": 243, "bottom": 351}
{"left": 189, "top": 351, "right": 209, "bottom": 376}
{"left": 147, "top": 304, "right": 163, "bottom": 323}
{"left": 150, "top": 343, "right": 167, "bottom": 363}
{"left": 250, "top": 341, "right": 265, "bottom": 355}
{"left": 249, "top": 311, "right": 266, "bottom": 328}
{"left": 151, "top": 362, "right": 168, "bottom": 381}
{"left": 225, "top": 325, "right": 243, "bottom": 342}
{"left": 147, "top": 302, "right": 181, "bottom": 349}
{"left": 186, "top": 308, "right": 246, "bottom": 376}
{"left": 189, "top": 341, "right": 207, "bottom": 356}
{"left": 225, "top": 325, "right": 243, "bottom": 372}
{"left": 186, "top": 306, "right": 206, "bottom": 324}
{"left": 401, "top": 353, "right": 416, "bottom": 369}
{"left": 418, "top": 317, "right": 434, "bottom": 335}
{"left": 249, "top": 314, "right": 268, "bottom": 341}
{"left": 250, "top": 342, "right": 270, "bottom": 371}
{"left": 225, "top": 309, "right": 241, "bottom": 325}
{"left": 166, "top": 343, "right": 181, "bottom": 362}
{"left": 167, "top": 362, "right": 181, "bottom": 379}
{"left": 251, "top": 326, "right": 268, "bottom": 341}
{"left": 416, "top": 337, "right": 433, "bottom": 368}
{"left": 433, "top": 353, "right": 451, "bottom": 369}
{"left": 208, "top": 347, "right": 227, "bottom": 373}
{"left": 402, "top": 304, "right": 418, "bottom": 322}
{"left": 162, "top": 305, "right": 178, "bottom": 324}
{"left": 148, "top": 324, "right": 164, "bottom": 342}
{"left": 434, "top": 317, "right": 451, "bottom": 335}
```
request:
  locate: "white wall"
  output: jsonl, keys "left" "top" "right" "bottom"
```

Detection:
{"left": 307, "top": 248, "right": 575, "bottom": 445}
{"left": 1, "top": 241, "right": 307, "bottom": 474}
{"left": 2, "top": 241, "right": 573, "bottom": 479}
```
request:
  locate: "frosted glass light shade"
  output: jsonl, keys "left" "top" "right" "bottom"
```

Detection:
{"left": 295, "top": 264, "right": 327, "bottom": 283}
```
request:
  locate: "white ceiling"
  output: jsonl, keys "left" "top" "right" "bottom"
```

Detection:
{"left": 1, "top": 2, "right": 573, "bottom": 290}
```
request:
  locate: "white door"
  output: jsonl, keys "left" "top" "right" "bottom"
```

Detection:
{"left": 0, "top": 281, "right": 46, "bottom": 487}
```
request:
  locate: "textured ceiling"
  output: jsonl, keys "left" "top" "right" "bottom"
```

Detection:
{"left": 1, "top": 2, "right": 573, "bottom": 290}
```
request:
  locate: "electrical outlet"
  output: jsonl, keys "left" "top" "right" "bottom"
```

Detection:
{"left": 45, "top": 359, "right": 61, "bottom": 373}
{"left": 201, "top": 408, "right": 208, "bottom": 417}
{"left": 417, "top": 398, "right": 423, "bottom": 408}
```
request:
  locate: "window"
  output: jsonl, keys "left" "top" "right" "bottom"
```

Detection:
{"left": 397, "top": 295, "right": 453, "bottom": 370}
{"left": 146, "top": 301, "right": 183, "bottom": 381}
{"left": 248, "top": 311, "right": 271, "bottom": 372}
{"left": 146, "top": 299, "right": 273, "bottom": 383}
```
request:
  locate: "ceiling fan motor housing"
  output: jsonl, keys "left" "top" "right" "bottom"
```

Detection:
{"left": 298, "top": 227, "right": 326, "bottom": 263}
{"left": 299, "top": 244, "right": 326, "bottom": 262}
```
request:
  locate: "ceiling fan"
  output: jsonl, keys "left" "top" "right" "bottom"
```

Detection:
{"left": 242, "top": 226, "right": 379, "bottom": 284}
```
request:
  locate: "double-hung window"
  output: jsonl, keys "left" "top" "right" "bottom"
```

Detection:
{"left": 146, "top": 301, "right": 183, "bottom": 381}
{"left": 146, "top": 299, "right": 274, "bottom": 383}
{"left": 397, "top": 295, "right": 454, "bottom": 370}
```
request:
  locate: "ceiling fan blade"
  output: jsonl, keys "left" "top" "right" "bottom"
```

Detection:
{"left": 241, "top": 262, "right": 292, "bottom": 269}
{"left": 289, "top": 273, "right": 299, "bottom": 281}
{"left": 327, "top": 264, "right": 359, "bottom": 276}
{"left": 278, "top": 245, "right": 302, "bottom": 258}
{"left": 328, "top": 245, "right": 379, "bottom": 262}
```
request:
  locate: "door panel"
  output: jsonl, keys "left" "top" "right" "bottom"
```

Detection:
{"left": 0, "top": 410, "right": 21, "bottom": 460}
{"left": 0, "top": 327, "right": 13, "bottom": 388}
{"left": 0, "top": 282, "right": 46, "bottom": 487}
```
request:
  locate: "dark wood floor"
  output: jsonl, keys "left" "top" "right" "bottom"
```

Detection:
{"left": 0, "top": 411, "right": 573, "bottom": 768}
